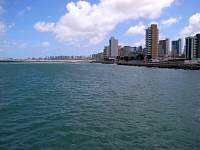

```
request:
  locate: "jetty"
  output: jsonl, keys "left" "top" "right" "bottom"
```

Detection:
{"left": 117, "top": 61, "right": 200, "bottom": 70}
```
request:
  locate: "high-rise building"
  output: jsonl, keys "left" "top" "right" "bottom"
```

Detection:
{"left": 137, "top": 46, "right": 143, "bottom": 54}
{"left": 196, "top": 34, "right": 200, "bottom": 58}
{"left": 92, "top": 52, "right": 103, "bottom": 61}
{"left": 118, "top": 45, "right": 123, "bottom": 58}
{"left": 171, "top": 39, "right": 182, "bottom": 58}
{"left": 158, "top": 38, "right": 170, "bottom": 58}
{"left": 185, "top": 36, "right": 197, "bottom": 60}
{"left": 145, "top": 24, "right": 159, "bottom": 60}
{"left": 185, "top": 34, "right": 200, "bottom": 60}
{"left": 122, "top": 46, "right": 134, "bottom": 57}
{"left": 109, "top": 37, "right": 118, "bottom": 58}
{"left": 103, "top": 46, "right": 109, "bottom": 60}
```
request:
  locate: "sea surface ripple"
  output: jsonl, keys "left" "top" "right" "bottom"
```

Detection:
{"left": 0, "top": 63, "right": 200, "bottom": 150}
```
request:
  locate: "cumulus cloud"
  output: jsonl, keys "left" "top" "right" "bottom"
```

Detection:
{"left": 181, "top": 13, "right": 200, "bottom": 37}
{"left": 34, "top": 0, "right": 175, "bottom": 44}
{"left": 34, "top": 22, "right": 55, "bottom": 32}
{"left": 161, "top": 16, "right": 181, "bottom": 26}
{"left": 126, "top": 22, "right": 145, "bottom": 35}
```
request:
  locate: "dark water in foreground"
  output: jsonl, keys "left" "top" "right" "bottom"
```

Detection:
{"left": 0, "top": 63, "right": 200, "bottom": 150}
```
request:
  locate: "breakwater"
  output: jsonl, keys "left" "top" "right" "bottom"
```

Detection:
{"left": 117, "top": 61, "right": 200, "bottom": 70}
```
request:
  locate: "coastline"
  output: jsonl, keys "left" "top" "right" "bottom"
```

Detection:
{"left": 117, "top": 62, "right": 200, "bottom": 70}
{"left": 91, "top": 60, "right": 200, "bottom": 70}
{"left": 1, "top": 60, "right": 200, "bottom": 70}
{"left": 0, "top": 60, "right": 92, "bottom": 63}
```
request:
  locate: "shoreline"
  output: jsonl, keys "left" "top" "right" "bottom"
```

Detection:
{"left": 91, "top": 61, "right": 200, "bottom": 70}
{"left": 1, "top": 60, "right": 200, "bottom": 70}
{"left": 0, "top": 60, "right": 92, "bottom": 63}
{"left": 117, "top": 62, "right": 200, "bottom": 70}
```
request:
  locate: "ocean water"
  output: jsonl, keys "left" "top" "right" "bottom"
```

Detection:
{"left": 0, "top": 63, "right": 200, "bottom": 150}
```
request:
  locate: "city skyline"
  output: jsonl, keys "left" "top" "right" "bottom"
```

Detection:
{"left": 0, "top": 0, "right": 200, "bottom": 58}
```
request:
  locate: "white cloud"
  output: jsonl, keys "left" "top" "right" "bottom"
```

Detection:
{"left": 0, "top": 40, "right": 51, "bottom": 52}
{"left": 119, "top": 39, "right": 144, "bottom": 47}
{"left": 149, "top": 21, "right": 159, "bottom": 26}
{"left": 126, "top": 22, "right": 145, "bottom": 35}
{"left": 181, "top": 13, "right": 200, "bottom": 37}
{"left": 133, "top": 39, "right": 145, "bottom": 47}
{"left": 34, "top": 0, "right": 175, "bottom": 44}
{"left": 0, "top": 21, "right": 6, "bottom": 33}
{"left": 41, "top": 41, "right": 50, "bottom": 47}
{"left": 0, "top": 40, "right": 27, "bottom": 51}
{"left": 34, "top": 22, "right": 55, "bottom": 32}
{"left": 161, "top": 16, "right": 181, "bottom": 26}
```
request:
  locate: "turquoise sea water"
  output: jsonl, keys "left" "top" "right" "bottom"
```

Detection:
{"left": 0, "top": 63, "right": 200, "bottom": 150}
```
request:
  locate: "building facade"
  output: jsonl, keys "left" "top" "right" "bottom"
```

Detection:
{"left": 171, "top": 39, "right": 182, "bottom": 58}
{"left": 158, "top": 38, "right": 170, "bottom": 58}
{"left": 185, "top": 34, "right": 200, "bottom": 60}
{"left": 196, "top": 34, "right": 200, "bottom": 58}
{"left": 185, "top": 36, "right": 197, "bottom": 60}
{"left": 109, "top": 37, "right": 118, "bottom": 58}
{"left": 92, "top": 52, "right": 104, "bottom": 61}
{"left": 145, "top": 24, "right": 159, "bottom": 60}
{"left": 103, "top": 46, "right": 109, "bottom": 60}
{"left": 122, "top": 46, "right": 134, "bottom": 57}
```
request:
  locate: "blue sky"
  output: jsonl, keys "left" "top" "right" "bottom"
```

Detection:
{"left": 0, "top": 0, "right": 200, "bottom": 58}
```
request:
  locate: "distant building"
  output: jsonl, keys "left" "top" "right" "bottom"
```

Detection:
{"left": 183, "top": 45, "right": 186, "bottom": 56}
{"left": 122, "top": 46, "right": 134, "bottom": 57}
{"left": 103, "top": 46, "right": 109, "bottom": 60}
{"left": 46, "top": 55, "right": 91, "bottom": 60}
{"left": 145, "top": 24, "right": 159, "bottom": 60}
{"left": 171, "top": 39, "right": 182, "bottom": 58}
{"left": 143, "top": 48, "right": 148, "bottom": 56}
{"left": 109, "top": 37, "right": 118, "bottom": 58}
{"left": 185, "top": 36, "right": 196, "bottom": 60}
{"left": 118, "top": 45, "right": 123, "bottom": 58}
{"left": 92, "top": 52, "right": 103, "bottom": 61}
{"left": 196, "top": 34, "right": 200, "bottom": 59}
{"left": 158, "top": 38, "right": 170, "bottom": 58}
{"left": 137, "top": 46, "right": 143, "bottom": 54}
{"left": 118, "top": 46, "right": 143, "bottom": 59}
{"left": 185, "top": 34, "right": 200, "bottom": 60}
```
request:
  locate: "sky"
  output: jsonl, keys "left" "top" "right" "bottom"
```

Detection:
{"left": 0, "top": 0, "right": 200, "bottom": 58}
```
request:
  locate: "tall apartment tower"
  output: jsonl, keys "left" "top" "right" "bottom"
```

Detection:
{"left": 109, "top": 37, "right": 118, "bottom": 58}
{"left": 103, "top": 46, "right": 109, "bottom": 60}
{"left": 185, "top": 34, "right": 200, "bottom": 60}
{"left": 146, "top": 24, "right": 159, "bottom": 60}
{"left": 196, "top": 34, "right": 200, "bottom": 59}
{"left": 171, "top": 39, "right": 182, "bottom": 58}
{"left": 158, "top": 38, "right": 170, "bottom": 58}
{"left": 185, "top": 36, "right": 196, "bottom": 60}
